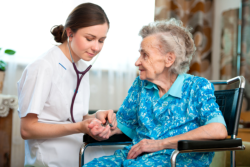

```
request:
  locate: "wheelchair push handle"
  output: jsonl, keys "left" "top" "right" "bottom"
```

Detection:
{"left": 210, "top": 76, "right": 245, "bottom": 88}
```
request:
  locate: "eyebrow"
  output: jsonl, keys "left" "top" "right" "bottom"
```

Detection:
{"left": 86, "top": 33, "right": 106, "bottom": 39}
{"left": 139, "top": 49, "right": 149, "bottom": 55}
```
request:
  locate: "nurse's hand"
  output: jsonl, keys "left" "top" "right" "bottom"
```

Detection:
{"left": 87, "top": 118, "right": 111, "bottom": 141}
{"left": 95, "top": 110, "right": 117, "bottom": 130}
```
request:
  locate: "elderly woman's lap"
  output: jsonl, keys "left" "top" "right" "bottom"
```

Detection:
{"left": 83, "top": 154, "right": 124, "bottom": 167}
{"left": 83, "top": 151, "right": 172, "bottom": 167}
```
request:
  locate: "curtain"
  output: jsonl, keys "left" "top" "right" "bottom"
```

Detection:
{"left": 86, "top": 0, "right": 155, "bottom": 110}
{"left": 241, "top": 0, "right": 250, "bottom": 111}
{"left": 220, "top": 10, "right": 238, "bottom": 88}
{"left": 155, "top": 0, "right": 213, "bottom": 79}
{"left": 220, "top": 1, "right": 250, "bottom": 112}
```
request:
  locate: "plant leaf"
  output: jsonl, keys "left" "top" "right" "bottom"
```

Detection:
{"left": 5, "top": 49, "right": 16, "bottom": 55}
{"left": 0, "top": 60, "right": 6, "bottom": 65}
{"left": 0, "top": 60, "right": 6, "bottom": 71}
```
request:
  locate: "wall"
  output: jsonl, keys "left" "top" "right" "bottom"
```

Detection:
{"left": 212, "top": 0, "right": 241, "bottom": 80}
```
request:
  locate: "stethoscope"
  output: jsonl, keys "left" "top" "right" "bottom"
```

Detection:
{"left": 67, "top": 36, "right": 100, "bottom": 123}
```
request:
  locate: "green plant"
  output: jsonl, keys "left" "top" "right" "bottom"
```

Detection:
{"left": 0, "top": 60, "right": 6, "bottom": 71}
{"left": 4, "top": 49, "right": 16, "bottom": 55}
{"left": 0, "top": 48, "right": 16, "bottom": 71}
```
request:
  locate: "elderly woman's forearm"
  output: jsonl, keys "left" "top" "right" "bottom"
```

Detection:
{"left": 161, "top": 123, "right": 228, "bottom": 149}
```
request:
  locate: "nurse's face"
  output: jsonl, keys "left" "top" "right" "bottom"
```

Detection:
{"left": 69, "top": 23, "right": 109, "bottom": 62}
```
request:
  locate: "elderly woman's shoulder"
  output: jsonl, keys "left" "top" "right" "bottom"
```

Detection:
{"left": 183, "top": 74, "right": 213, "bottom": 88}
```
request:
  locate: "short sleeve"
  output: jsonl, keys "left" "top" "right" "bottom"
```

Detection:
{"left": 116, "top": 77, "right": 142, "bottom": 138}
{"left": 17, "top": 59, "right": 53, "bottom": 118}
{"left": 195, "top": 78, "right": 226, "bottom": 127}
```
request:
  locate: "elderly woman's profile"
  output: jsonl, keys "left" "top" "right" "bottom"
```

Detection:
{"left": 86, "top": 18, "right": 227, "bottom": 167}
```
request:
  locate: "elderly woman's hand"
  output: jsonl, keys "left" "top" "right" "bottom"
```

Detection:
{"left": 87, "top": 118, "right": 111, "bottom": 141}
{"left": 95, "top": 110, "right": 117, "bottom": 130}
{"left": 127, "top": 139, "right": 164, "bottom": 159}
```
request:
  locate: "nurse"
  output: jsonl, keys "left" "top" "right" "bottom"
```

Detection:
{"left": 17, "top": 3, "right": 115, "bottom": 167}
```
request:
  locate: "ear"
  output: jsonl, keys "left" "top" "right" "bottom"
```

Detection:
{"left": 66, "top": 28, "right": 73, "bottom": 39}
{"left": 165, "top": 52, "right": 176, "bottom": 68}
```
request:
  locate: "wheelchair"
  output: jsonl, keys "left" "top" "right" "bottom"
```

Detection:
{"left": 79, "top": 76, "right": 246, "bottom": 167}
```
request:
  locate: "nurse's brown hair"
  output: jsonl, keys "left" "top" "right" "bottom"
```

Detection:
{"left": 51, "top": 3, "right": 109, "bottom": 43}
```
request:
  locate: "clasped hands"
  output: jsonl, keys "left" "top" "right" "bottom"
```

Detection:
{"left": 86, "top": 109, "right": 165, "bottom": 159}
{"left": 87, "top": 110, "right": 117, "bottom": 141}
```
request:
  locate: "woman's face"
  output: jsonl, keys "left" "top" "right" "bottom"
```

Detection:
{"left": 69, "top": 23, "right": 109, "bottom": 62}
{"left": 135, "top": 35, "right": 167, "bottom": 81}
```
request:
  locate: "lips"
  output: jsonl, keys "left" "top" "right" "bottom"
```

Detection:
{"left": 87, "top": 52, "right": 95, "bottom": 57}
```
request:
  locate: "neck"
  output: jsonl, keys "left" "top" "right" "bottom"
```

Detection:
{"left": 150, "top": 71, "right": 178, "bottom": 98}
{"left": 58, "top": 42, "right": 80, "bottom": 63}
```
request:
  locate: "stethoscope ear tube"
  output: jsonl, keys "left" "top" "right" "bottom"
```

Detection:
{"left": 67, "top": 37, "right": 93, "bottom": 123}
{"left": 67, "top": 37, "right": 99, "bottom": 123}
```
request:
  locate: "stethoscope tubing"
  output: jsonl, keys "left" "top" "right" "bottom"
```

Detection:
{"left": 70, "top": 63, "right": 92, "bottom": 123}
{"left": 67, "top": 37, "right": 94, "bottom": 123}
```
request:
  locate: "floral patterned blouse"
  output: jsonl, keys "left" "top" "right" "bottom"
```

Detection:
{"left": 84, "top": 74, "right": 226, "bottom": 167}
{"left": 115, "top": 74, "right": 226, "bottom": 166}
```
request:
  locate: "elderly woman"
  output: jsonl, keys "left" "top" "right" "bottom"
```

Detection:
{"left": 85, "top": 18, "right": 227, "bottom": 167}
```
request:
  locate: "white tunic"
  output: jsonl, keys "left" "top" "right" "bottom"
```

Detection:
{"left": 17, "top": 46, "right": 90, "bottom": 167}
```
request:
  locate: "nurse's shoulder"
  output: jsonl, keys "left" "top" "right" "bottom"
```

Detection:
{"left": 18, "top": 47, "right": 59, "bottom": 85}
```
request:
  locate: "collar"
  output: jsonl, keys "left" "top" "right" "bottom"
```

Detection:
{"left": 144, "top": 74, "right": 185, "bottom": 98}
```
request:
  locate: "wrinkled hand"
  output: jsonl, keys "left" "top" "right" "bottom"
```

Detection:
{"left": 87, "top": 118, "right": 111, "bottom": 141}
{"left": 127, "top": 139, "right": 164, "bottom": 159}
{"left": 95, "top": 110, "right": 117, "bottom": 130}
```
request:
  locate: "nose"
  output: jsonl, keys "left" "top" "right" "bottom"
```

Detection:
{"left": 135, "top": 56, "right": 142, "bottom": 67}
{"left": 92, "top": 41, "right": 101, "bottom": 52}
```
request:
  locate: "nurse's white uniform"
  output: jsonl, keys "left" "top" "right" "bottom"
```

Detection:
{"left": 17, "top": 46, "right": 100, "bottom": 167}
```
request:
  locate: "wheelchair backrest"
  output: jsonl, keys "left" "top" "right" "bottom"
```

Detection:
{"left": 214, "top": 88, "right": 244, "bottom": 136}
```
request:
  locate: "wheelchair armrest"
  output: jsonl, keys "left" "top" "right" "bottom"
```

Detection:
{"left": 83, "top": 134, "right": 132, "bottom": 143}
{"left": 177, "top": 138, "right": 242, "bottom": 151}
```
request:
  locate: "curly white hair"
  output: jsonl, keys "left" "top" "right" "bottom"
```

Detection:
{"left": 139, "top": 18, "right": 196, "bottom": 74}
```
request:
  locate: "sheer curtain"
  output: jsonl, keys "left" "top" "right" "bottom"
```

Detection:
{"left": 0, "top": 0, "right": 155, "bottom": 166}
{"left": 86, "top": 0, "right": 155, "bottom": 110}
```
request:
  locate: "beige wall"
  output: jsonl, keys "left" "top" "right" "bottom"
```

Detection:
{"left": 212, "top": 0, "right": 241, "bottom": 80}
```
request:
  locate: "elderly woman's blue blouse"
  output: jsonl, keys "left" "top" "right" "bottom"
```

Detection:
{"left": 84, "top": 74, "right": 226, "bottom": 167}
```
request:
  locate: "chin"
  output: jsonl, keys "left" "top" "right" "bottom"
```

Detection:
{"left": 139, "top": 75, "right": 146, "bottom": 80}
{"left": 81, "top": 57, "right": 93, "bottom": 61}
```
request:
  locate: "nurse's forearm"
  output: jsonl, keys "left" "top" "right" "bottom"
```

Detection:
{"left": 21, "top": 113, "right": 90, "bottom": 139}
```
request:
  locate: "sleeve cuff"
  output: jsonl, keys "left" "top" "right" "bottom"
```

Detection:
{"left": 117, "top": 120, "right": 136, "bottom": 139}
{"left": 205, "top": 115, "right": 227, "bottom": 127}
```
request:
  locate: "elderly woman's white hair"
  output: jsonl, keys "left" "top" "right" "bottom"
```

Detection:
{"left": 139, "top": 18, "right": 196, "bottom": 74}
